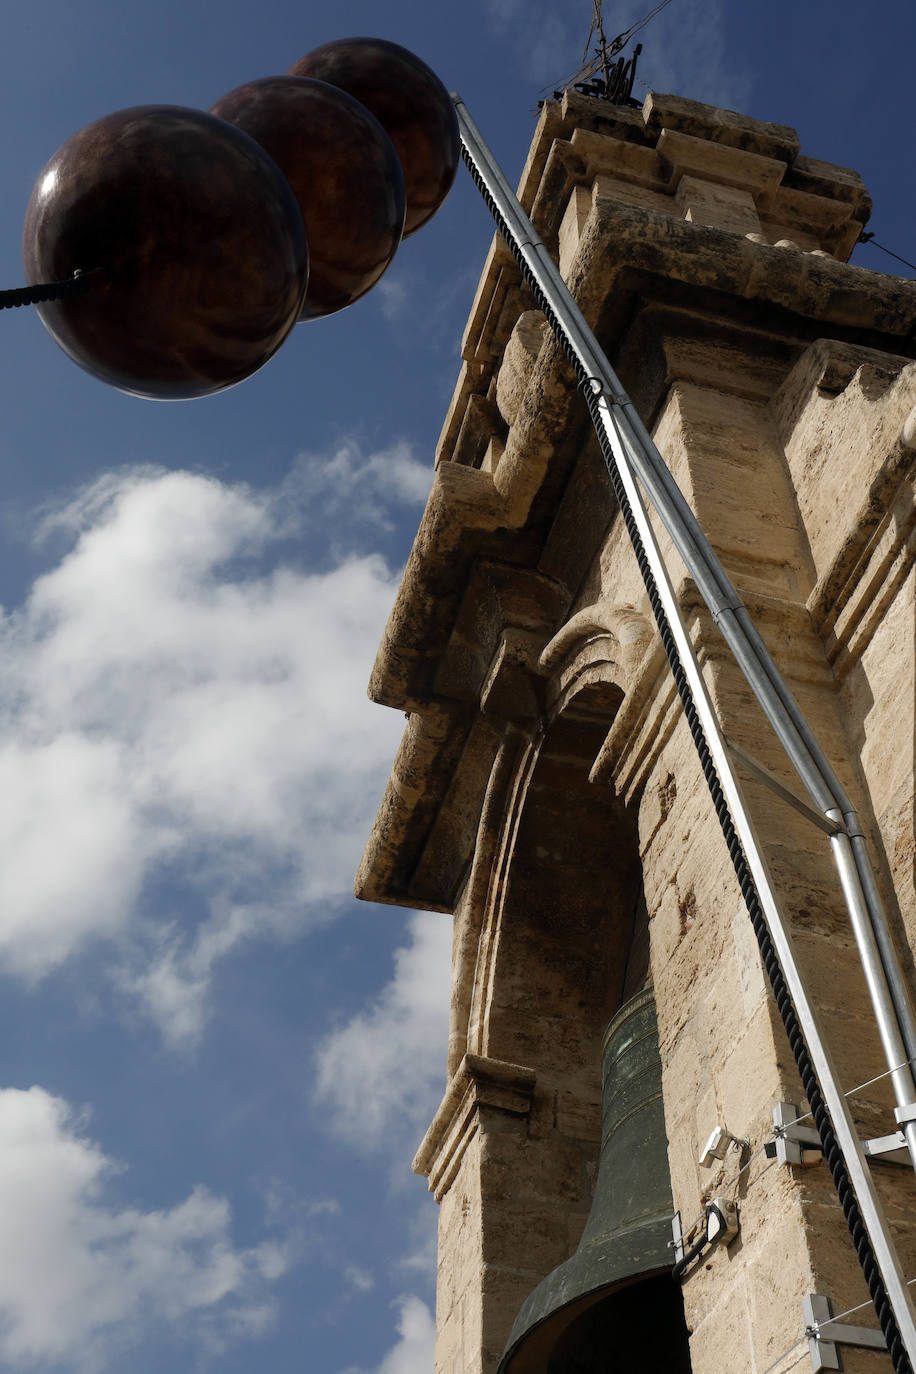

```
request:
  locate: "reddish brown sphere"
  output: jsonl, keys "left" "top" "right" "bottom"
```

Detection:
{"left": 23, "top": 105, "right": 309, "bottom": 400}
{"left": 289, "top": 37, "right": 458, "bottom": 237}
{"left": 211, "top": 76, "right": 404, "bottom": 321}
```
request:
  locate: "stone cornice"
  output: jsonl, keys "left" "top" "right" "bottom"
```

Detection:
{"left": 413, "top": 1053, "right": 537, "bottom": 1203}
{"left": 570, "top": 200, "right": 916, "bottom": 348}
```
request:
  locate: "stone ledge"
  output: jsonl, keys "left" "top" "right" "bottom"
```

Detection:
{"left": 354, "top": 704, "right": 474, "bottom": 912}
{"left": 642, "top": 91, "right": 801, "bottom": 162}
{"left": 657, "top": 127, "right": 787, "bottom": 194}
{"left": 572, "top": 198, "right": 916, "bottom": 342}
{"left": 413, "top": 1054, "right": 537, "bottom": 1202}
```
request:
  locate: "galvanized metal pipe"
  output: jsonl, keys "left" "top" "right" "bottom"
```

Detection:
{"left": 828, "top": 824, "right": 916, "bottom": 1165}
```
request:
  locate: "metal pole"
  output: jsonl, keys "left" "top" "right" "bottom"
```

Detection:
{"left": 453, "top": 92, "right": 916, "bottom": 1364}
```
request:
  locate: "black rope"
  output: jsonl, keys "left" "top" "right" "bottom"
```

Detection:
{"left": 460, "top": 140, "right": 913, "bottom": 1374}
{"left": 858, "top": 231, "right": 916, "bottom": 274}
{"left": 0, "top": 269, "right": 98, "bottom": 311}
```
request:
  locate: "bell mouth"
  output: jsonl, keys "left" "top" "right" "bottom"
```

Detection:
{"left": 499, "top": 1268, "right": 691, "bottom": 1374}
{"left": 498, "top": 1219, "right": 674, "bottom": 1373}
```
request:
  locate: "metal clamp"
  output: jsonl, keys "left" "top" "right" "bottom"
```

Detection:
{"left": 804, "top": 1294, "right": 886, "bottom": 1371}
{"left": 768, "top": 1102, "right": 913, "bottom": 1168}
{"left": 765, "top": 1103, "right": 823, "bottom": 1166}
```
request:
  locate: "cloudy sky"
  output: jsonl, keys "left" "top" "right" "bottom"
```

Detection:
{"left": 0, "top": 1, "right": 913, "bottom": 1371}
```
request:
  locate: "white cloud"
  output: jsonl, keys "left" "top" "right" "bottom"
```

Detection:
{"left": 375, "top": 274, "right": 410, "bottom": 323}
{"left": 0, "top": 454, "right": 427, "bottom": 1040}
{"left": 314, "top": 912, "right": 452, "bottom": 1157}
{"left": 375, "top": 1296, "right": 436, "bottom": 1374}
{"left": 397, "top": 1204, "right": 439, "bottom": 1277}
{"left": 484, "top": 0, "right": 578, "bottom": 82}
{"left": 278, "top": 440, "right": 431, "bottom": 543}
{"left": 344, "top": 1265, "right": 376, "bottom": 1293}
{"left": 0, "top": 1086, "right": 286, "bottom": 1368}
{"left": 631, "top": 0, "right": 753, "bottom": 111}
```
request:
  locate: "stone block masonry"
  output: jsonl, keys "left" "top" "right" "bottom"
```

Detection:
{"left": 358, "top": 84, "right": 916, "bottom": 1374}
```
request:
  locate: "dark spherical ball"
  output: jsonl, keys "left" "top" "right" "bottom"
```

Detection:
{"left": 289, "top": 37, "right": 458, "bottom": 237}
{"left": 211, "top": 76, "right": 404, "bottom": 321}
{"left": 23, "top": 105, "right": 309, "bottom": 400}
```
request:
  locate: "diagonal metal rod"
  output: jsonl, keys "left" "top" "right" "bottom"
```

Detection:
{"left": 453, "top": 92, "right": 916, "bottom": 1367}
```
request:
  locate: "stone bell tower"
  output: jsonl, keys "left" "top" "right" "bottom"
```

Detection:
{"left": 358, "top": 85, "right": 916, "bottom": 1374}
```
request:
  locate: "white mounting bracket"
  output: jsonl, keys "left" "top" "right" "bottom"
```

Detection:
{"left": 698, "top": 1123, "right": 746, "bottom": 1168}
{"left": 804, "top": 1294, "right": 887, "bottom": 1371}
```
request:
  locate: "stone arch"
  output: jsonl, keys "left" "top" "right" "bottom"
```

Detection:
{"left": 450, "top": 675, "right": 656, "bottom": 1349}
{"left": 469, "top": 692, "right": 646, "bottom": 1099}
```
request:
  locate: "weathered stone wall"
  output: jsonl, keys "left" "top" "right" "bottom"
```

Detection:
{"left": 358, "top": 86, "right": 916, "bottom": 1374}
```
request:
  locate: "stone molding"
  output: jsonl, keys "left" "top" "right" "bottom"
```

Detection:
{"left": 819, "top": 462, "right": 916, "bottom": 679}
{"left": 768, "top": 337, "right": 916, "bottom": 674}
{"left": 413, "top": 1053, "right": 537, "bottom": 1203}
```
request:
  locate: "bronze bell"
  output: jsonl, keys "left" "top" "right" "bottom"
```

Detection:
{"left": 498, "top": 987, "right": 692, "bottom": 1373}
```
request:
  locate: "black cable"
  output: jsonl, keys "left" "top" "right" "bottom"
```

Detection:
{"left": 607, "top": 0, "right": 677, "bottom": 53}
{"left": 460, "top": 141, "right": 913, "bottom": 1374}
{"left": 858, "top": 231, "right": 916, "bottom": 274}
{"left": 671, "top": 1222, "right": 709, "bottom": 1280}
{"left": 0, "top": 269, "right": 97, "bottom": 311}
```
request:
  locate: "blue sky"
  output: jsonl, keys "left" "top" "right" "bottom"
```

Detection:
{"left": 0, "top": 2, "right": 913, "bottom": 1371}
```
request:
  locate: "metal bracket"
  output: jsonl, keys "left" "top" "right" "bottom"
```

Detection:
{"left": 769, "top": 1104, "right": 916, "bottom": 1170}
{"left": 765, "top": 1102, "right": 823, "bottom": 1166}
{"left": 768, "top": 1102, "right": 913, "bottom": 1168}
{"left": 804, "top": 1294, "right": 887, "bottom": 1371}
{"left": 671, "top": 1210, "right": 684, "bottom": 1264}
{"left": 724, "top": 739, "right": 842, "bottom": 836}
{"left": 863, "top": 1130, "right": 911, "bottom": 1166}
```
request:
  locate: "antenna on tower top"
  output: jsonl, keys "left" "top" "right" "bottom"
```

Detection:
{"left": 546, "top": 0, "right": 678, "bottom": 107}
